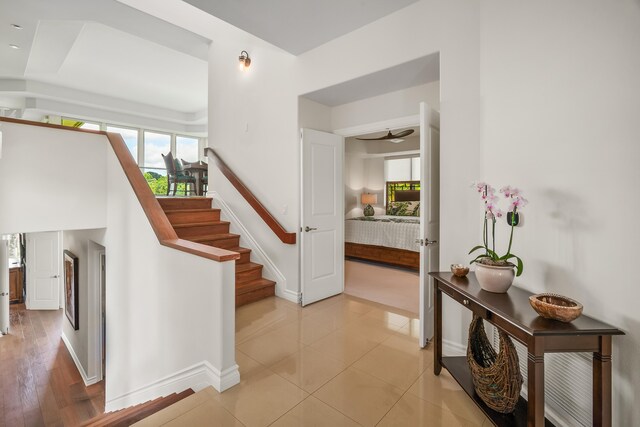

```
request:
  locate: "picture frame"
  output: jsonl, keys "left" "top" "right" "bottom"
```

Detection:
{"left": 64, "top": 250, "right": 79, "bottom": 330}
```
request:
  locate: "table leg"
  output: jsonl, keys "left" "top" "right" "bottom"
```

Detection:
{"left": 434, "top": 285, "right": 442, "bottom": 375}
{"left": 593, "top": 335, "right": 612, "bottom": 427}
{"left": 194, "top": 172, "right": 201, "bottom": 196}
{"left": 527, "top": 337, "right": 545, "bottom": 427}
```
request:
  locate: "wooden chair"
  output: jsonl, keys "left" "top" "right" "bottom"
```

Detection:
{"left": 201, "top": 170, "right": 208, "bottom": 195}
{"left": 161, "top": 152, "right": 196, "bottom": 196}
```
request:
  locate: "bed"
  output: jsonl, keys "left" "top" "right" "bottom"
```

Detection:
{"left": 345, "top": 187, "right": 421, "bottom": 270}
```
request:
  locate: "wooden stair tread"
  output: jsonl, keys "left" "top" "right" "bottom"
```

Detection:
{"left": 156, "top": 197, "right": 212, "bottom": 210}
{"left": 236, "top": 278, "right": 275, "bottom": 295}
{"left": 190, "top": 233, "right": 240, "bottom": 243}
{"left": 82, "top": 389, "right": 194, "bottom": 427}
{"left": 80, "top": 397, "right": 162, "bottom": 426}
{"left": 236, "top": 262, "right": 262, "bottom": 273}
{"left": 163, "top": 208, "right": 220, "bottom": 214}
{"left": 119, "top": 389, "right": 195, "bottom": 426}
{"left": 230, "top": 246, "right": 251, "bottom": 254}
{"left": 172, "top": 220, "right": 229, "bottom": 228}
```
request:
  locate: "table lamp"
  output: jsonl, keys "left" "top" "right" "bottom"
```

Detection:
{"left": 361, "top": 193, "right": 377, "bottom": 217}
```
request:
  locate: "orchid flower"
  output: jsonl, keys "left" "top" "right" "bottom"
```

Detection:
{"left": 469, "top": 183, "right": 526, "bottom": 276}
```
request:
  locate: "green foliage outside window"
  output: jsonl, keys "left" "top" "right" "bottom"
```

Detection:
{"left": 144, "top": 172, "right": 190, "bottom": 196}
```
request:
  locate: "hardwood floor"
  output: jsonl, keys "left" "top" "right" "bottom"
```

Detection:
{"left": 0, "top": 304, "right": 104, "bottom": 427}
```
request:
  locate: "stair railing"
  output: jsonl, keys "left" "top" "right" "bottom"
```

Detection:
{"left": 204, "top": 147, "right": 296, "bottom": 245}
{"left": 0, "top": 117, "right": 239, "bottom": 262}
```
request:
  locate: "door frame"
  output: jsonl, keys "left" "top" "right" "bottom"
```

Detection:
{"left": 87, "top": 243, "right": 106, "bottom": 385}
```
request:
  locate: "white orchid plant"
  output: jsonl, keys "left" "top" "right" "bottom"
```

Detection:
{"left": 469, "top": 183, "right": 528, "bottom": 276}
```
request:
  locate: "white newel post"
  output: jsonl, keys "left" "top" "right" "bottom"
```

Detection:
{"left": 0, "top": 238, "right": 9, "bottom": 335}
{"left": 209, "top": 259, "right": 240, "bottom": 391}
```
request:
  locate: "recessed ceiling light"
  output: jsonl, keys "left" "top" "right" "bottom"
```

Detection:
{"left": 9, "top": 44, "right": 20, "bottom": 49}
{"left": 389, "top": 138, "right": 404, "bottom": 143}
{"left": 11, "top": 24, "right": 23, "bottom": 30}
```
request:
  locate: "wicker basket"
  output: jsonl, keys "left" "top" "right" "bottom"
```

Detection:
{"left": 467, "top": 315, "right": 523, "bottom": 413}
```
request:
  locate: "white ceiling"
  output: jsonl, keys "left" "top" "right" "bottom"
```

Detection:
{"left": 0, "top": 0, "right": 209, "bottom": 127}
{"left": 182, "top": 0, "right": 419, "bottom": 55}
{"left": 302, "top": 53, "right": 440, "bottom": 107}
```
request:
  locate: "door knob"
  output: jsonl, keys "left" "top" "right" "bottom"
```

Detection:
{"left": 304, "top": 226, "right": 317, "bottom": 232}
{"left": 415, "top": 238, "right": 438, "bottom": 246}
{"left": 51, "top": 275, "right": 59, "bottom": 278}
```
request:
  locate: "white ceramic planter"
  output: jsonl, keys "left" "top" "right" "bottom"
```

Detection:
{"left": 475, "top": 263, "right": 515, "bottom": 293}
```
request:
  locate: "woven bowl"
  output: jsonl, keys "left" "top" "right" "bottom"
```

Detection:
{"left": 529, "top": 293, "right": 583, "bottom": 323}
{"left": 451, "top": 264, "right": 470, "bottom": 277}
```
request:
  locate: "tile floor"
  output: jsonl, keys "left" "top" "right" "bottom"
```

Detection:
{"left": 344, "top": 260, "right": 419, "bottom": 315}
{"left": 144, "top": 294, "right": 491, "bottom": 426}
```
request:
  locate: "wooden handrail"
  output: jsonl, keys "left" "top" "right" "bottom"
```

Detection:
{"left": 0, "top": 117, "right": 239, "bottom": 263}
{"left": 205, "top": 147, "right": 297, "bottom": 245}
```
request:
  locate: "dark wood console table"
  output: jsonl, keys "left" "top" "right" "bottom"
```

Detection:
{"left": 430, "top": 272, "right": 624, "bottom": 427}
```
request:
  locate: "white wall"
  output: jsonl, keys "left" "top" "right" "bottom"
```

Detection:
{"left": 127, "top": 0, "right": 640, "bottom": 422}
{"left": 0, "top": 122, "right": 238, "bottom": 410}
{"left": 104, "top": 146, "right": 237, "bottom": 409}
{"left": 344, "top": 156, "right": 385, "bottom": 218}
{"left": 331, "top": 81, "right": 440, "bottom": 131}
{"left": 478, "top": 2, "right": 640, "bottom": 424}
{"left": 0, "top": 123, "right": 107, "bottom": 234}
{"left": 61, "top": 228, "right": 106, "bottom": 384}
{"left": 298, "top": 97, "right": 332, "bottom": 132}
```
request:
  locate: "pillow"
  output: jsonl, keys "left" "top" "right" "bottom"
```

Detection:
{"left": 386, "top": 201, "right": 420, "bottom": 216}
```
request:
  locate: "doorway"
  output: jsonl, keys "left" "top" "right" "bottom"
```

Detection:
{"left": 342, "top": 124, "right": 421, "bottom": 315}
{"left": 300, "top": 105, "right": 440, "bottom": 346}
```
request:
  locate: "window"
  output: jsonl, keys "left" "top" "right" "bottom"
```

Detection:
{"left": 176, "top": 136, "right": 199, "bottom": 163}
{"left": 143, "top": 131, "right": 171, "bottom": 174}
{"left": 7, "top": 234, "right": 22, "bottom": 265}
{"left": 385, "top": 156, "right": 420, "bottom": 182}
{"left": 107, "top": 125, "right": 138, "bottom": 162}
{"left": 384, "top": 156, "right": 421, "bottom": 204}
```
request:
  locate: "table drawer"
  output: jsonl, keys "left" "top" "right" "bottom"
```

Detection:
{"left": 439, "top": 285, "right": 489, "bottom": 318}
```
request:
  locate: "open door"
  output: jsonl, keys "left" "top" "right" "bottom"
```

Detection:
{"left": 300, "top": 128, "right": 344, "bottom": 306}
{"left": 419, "top": 102, "right": 440, "bottom": 347}
{"left": 26, "top": 231, "right": 61, "bottom": 310}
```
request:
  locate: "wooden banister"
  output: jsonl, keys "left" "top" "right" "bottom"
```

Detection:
{"left": 0, "top": 117, "right": 239, "bottom": 263}
{"left": 204, "top": 147, "right": 297, "bottom": 245}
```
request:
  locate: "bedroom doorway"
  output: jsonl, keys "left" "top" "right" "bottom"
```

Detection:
{"left": 340, "top": 103, "right": 440, "bottom": 347}
{"left": 343, "top": 125, "right": 421, "bottom": 315}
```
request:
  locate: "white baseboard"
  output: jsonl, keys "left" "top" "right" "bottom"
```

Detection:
{"left": 105, "top": 361, "right": 240, "bottom": 412}
{"left": 61, "top": 332, "right": 99, "bottom": 386}
{"left": 280, "top": 288, "right": 301, "bottom": 304}
{"left": 210, "top": 191, "right": 289, "bottom": 298}
{"left": 442, "top": 338, "right": 466, "bottom": 357}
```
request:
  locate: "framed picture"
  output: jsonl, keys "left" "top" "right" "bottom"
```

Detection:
{"left": 64, "top": 250, "right": 79, "bottom": 330}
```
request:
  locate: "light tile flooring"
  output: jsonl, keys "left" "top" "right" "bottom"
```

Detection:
{"left": 144, "top": 295, "right": 491, "bottom": 426}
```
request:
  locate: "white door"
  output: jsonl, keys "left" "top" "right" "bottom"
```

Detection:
{"left": 26, "top": 231, "right": 61, "bottom": 310}
{"left": 419, "top": 103, "right": 440, "bottom": 347}
{"left": 301, "top": 128, "right": 344, "bottom": 306}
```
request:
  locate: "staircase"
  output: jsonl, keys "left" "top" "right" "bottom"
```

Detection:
{"left": 81, "top": 389, "right": 195, "bottom": 426}
{"left": 157, "top": 197, "right": 276, "bottom": 306}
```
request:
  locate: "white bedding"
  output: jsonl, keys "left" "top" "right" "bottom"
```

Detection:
{"left": 345, "top": 215, "right": 420, "bottom": 252}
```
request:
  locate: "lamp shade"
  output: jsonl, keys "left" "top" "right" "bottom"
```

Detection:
{"left": 361, "top": 193, "right": 377, "bottom": 205}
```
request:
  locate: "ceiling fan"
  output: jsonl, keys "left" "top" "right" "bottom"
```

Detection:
{"left": 356, "top": 128, "right": 414, "bottom": 143}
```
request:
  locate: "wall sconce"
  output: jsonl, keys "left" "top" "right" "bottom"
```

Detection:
{"left": 238, "top": 50, "right": 251, "bottom": 70}
{"left": 361, "top": 193, "right": 377, "bottom": 217}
